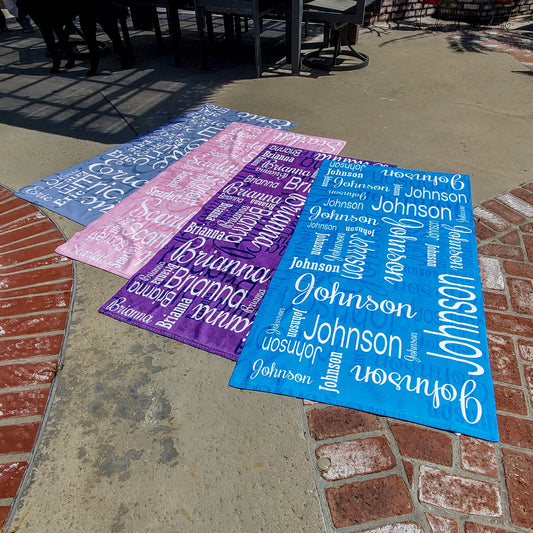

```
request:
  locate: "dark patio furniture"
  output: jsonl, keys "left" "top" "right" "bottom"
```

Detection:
{"left": 117, "top": 0, "right": 187, "bottom": 65}
{"left": 302, "top": 0, "right": 380, "bottom": 70}
{"left": 193, "top": 0, "right": 282, "bottom": 77}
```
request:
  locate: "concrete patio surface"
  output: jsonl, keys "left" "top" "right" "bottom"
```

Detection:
{"left": 1, "top": 9, "right": 533, "bottom": 533}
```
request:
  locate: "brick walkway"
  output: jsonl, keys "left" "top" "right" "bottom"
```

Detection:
{"left": 431, "top": 25, "right": 533, "bottom": 72}
{"left": 303, "top": 181, "right": 533, "bottom": 532}
{"left": 3, "top": 177, "right": 533, "bottom": 531}
{"left": 0, "top": 187, "right": 74, "bottom": 530}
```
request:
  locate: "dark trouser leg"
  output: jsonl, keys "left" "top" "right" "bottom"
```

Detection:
{"left": 97, "top": 12, "right": 130, "bottom": 69}
{"left": 39, "top": 25, "right": 62, "bottom": 73}
{"left": 0, "top": 10, "right": 7, "bottom": 31}
{"left": 55, "top": 22, "right": 75, "bottom": 68}
{"left": 79, "top": 14, "right": 99, "bottom": 75}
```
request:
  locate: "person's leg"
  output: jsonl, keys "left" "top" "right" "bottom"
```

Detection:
{"left": 0, "top": 10, "right": 8, "bottom": 31}
{"left": 78, "top": 10, "right": 99, "bottom": 76}
{"left": 96, "top": 9, "right": 130, "bottom": 69}
{"left": 15, "top": 0, "right": 35, "bottom": 32}
{"left": 40, "top": 24, "right": 62, "bottom": 73}
{"left": 56, "top": 20, "right": 75, "bottom": 68}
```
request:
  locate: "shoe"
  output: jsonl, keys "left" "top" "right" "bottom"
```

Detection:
{"left": 18, "top": 17, "right": 35, "bottom": 33}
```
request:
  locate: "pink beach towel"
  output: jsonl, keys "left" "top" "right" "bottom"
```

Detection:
{"left": 56, "top": 123, "right": 346, "bottom": 278}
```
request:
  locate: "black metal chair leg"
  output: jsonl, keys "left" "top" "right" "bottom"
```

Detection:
{"left": 206, "top": 13, "right": 215, "bottom": 51}
{"left": 195, "top": 6, "right": 209, "bottom": 70}
{"left": 152, "top": 8, "right": 163, "bottom": 46}
{"left": 167, "top": 3, "right": 181, "bottom": 66}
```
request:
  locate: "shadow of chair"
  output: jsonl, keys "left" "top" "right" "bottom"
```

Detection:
{"left": 302, "top": 0, "right": 380, "bottom": 70}
{"left": 193, "top": 0, "right": 283, "bottom": 77}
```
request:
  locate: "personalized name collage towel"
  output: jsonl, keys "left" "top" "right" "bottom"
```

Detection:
{"left": 14, "top": 103, "right": 498, "bottom": 440}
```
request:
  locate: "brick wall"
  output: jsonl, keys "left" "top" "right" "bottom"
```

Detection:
{"left": 371, "top": 0, "right": 533, "bottom": 24}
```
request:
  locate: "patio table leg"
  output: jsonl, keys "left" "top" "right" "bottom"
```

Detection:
{"left": 167, "top": 1, "right": 181, "bottom": 66}
{"left": 291, "top": 0, "right": 302, "bottom": 74}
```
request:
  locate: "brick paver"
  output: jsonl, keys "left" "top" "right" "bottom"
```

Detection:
{"left": 0, "top": 186, "right": 74, "bottom": 530}
{"left": 467, "top": 29, "right": 533, "bottom": 73}
{"left": 3, "top": 181, "right": 533, "bottom": 531}
{"left": 303, "top": 180, "right": 533, "bottom": 531}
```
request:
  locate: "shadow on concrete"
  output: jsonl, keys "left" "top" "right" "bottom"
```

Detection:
{"left": 0, "top": 11, "right": 290, "bottom": 145}
{"left": 374, "top": 16, "right": 532, "bottom": 65}
{"left": 446, "top": 25, "right": 533, "bottom": 54}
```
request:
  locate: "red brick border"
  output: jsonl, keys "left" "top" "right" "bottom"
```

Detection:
{"left": 303, "top": 180, "right": 533, "bottom": 532}
{"left": 3, "top": 168, "right": 533, "bottom": 533}
{"left": 0, "top": 186, "right": 74, "bottom": 530}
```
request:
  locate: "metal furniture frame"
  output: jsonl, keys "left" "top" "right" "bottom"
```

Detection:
{"left": 302, "top": 0, "right": 379, "bottom": 70}
{"left": 117, "top": 0, "right": 185, "bottom": 65}
{"left": 193, "top": 0, "right": 281, "bottom": 76}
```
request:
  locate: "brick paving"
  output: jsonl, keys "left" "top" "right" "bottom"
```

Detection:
{"left": 303, "top": 180, "right": 533, "bottom": 532}
{"left": 3, "top": 176, "right": 533, "bottom": 531}
{"left": 483, "top": 30, "right": 533, "bottom": 71}
{"left": 0, "top": 186, "right": 74, "bottom": 530}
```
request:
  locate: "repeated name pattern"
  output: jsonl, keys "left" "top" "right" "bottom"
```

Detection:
{"left": 229, "top": 160, "right": 499, "bottom": 442}
{"left": 99, "top": 145, "right": 377, "bottom": 360}
{"left": 55, "top": 124, "right": 346, "bottom": 278}
{"left": 14, "top": 103, "right": 295, "bottom": 225}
